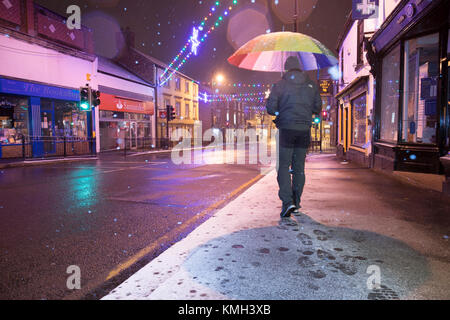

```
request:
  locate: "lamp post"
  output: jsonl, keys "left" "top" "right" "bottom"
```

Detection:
{"left": 293, "top": 0, "right": 298, "bottom": 32}
{"left": 212, "top": 73, "right": 226, "bottom": 132}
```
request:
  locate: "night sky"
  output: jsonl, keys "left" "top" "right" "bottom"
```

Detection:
{"left": 36, "top": 0, "right": 352, "bottom": 87}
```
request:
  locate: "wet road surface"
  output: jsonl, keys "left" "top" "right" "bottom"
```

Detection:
{"left": 0, "top": 150, "right": 263, "bottom": 299}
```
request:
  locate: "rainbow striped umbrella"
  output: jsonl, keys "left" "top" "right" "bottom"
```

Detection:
{"left": 228, "top": 32, "right": 338, "bottom": 72}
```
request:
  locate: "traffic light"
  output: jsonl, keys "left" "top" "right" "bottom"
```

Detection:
{"left": 322, "top": 111, "right": 329, "bottom": 121}
{"left": 80, "top": 87, "right": 90, "bottom": 111}
{"left": 167, "top": 105, "right": 176, "bottom": 121}
{"left": 313, "top": 115, "right": 321, "bottom": 125}
{"left": 91, "top": 90, "right": 101, "bottom": 107}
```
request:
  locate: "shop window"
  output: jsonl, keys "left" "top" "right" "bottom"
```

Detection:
{"left": 100, "top": 121, "right": 127, "bottom": 150}
{"left": 351, "top": 94, "right": 367, "bottom": 147}
{"left": 54, "top": 100, "right": 87, "bottom": 138}
{"left": 164, "top": 99, "right": 170, "bottom": 109}
{"left": 340, "top": 49, "right": 344, "bottom": 86}
{"left": 357, "top": 20, "right": 364, "bottom": 67}
{"left": 164, "top": 79, "right": 171, "bottom": 88}
{"left": 339, "top": 104, "right": 344, "bottom": 142}
{"left": 175, "top": 101, "right": 181, "bottom": 117}
{"left": 447, "top": 29, "right": 450, "bottom": 148}
{"left": 0, "top": 95, "right": 29, "bottom": 145}
{"left": 193, "top": 103, "right": 198, "bottom": 120}
{"left": 185, "top": 103, "right": 190, "bottom": 119}
{"left": 380, "top": 44, "right": 400, "bottom": 142}
{"left": 402, "top": 33, "right": 439, "bottom": 144}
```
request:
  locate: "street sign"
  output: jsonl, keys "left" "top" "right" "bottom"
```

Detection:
{"left": 352, "top": 0, "right": 379, "bottom": 20}
{"left": 160, "top": 110, "right": 167, "bottom": 119}
{"left": 319, "top": 80, "right": 333, "bottom": 95}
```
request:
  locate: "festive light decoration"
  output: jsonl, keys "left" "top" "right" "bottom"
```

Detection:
{"left": 244, "top": 106, "right": 267, "bottom": 111}
{"left": 199, "top": 91, "right": 269, "bottom": 103}
{"left": 208, "top": 91, "right": 266, "bottom": 98}
{"left": 159, "top": 1, "right": 239, "bottom": 86}
{"left": 190, "top": 27, "right": 200, "bottom": 55}
{"left": 208, "top": 96, "right": 266, "bottom": 103}
{"left": 202, "top": 81, "right": 272, "bottom": 88}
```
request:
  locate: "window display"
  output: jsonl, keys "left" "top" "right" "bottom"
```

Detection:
{"left": 380, "top": 45, "right": 400, "bottom": 143}
{"left": 40, "top": 99, "right": 88, "bottom": 139}
{"left": 54, "top": 100, "right": 87, "bottom": 138}
{"left": 352, "top": 94, "right": 367, "bottom": 147}
{"left": 0, "top": 95, "right": 29, "bottom": 145}
{"left": 99, "top": 110, "right": 152, "bottom": 151}
{"left": 402, "top": 33, "right": 439, "bottom": 144}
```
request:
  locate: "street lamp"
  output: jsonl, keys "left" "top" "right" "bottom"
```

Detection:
{"left": 212, "top": 73, "right": 227, "bottom": 132}
{"left": 215, "top": 73, "right": 225, "bottom": 85}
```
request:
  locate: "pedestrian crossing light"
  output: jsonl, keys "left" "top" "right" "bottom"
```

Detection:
{"left": 80, "top": 87, "right": 90, "bottom": 111}
{"left": 313, "top": 116, "right": 321, "bottom": 124}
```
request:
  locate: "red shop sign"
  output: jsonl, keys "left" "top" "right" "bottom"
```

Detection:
{"left": 100, "top": 93, "right": 155, "bottom": 115}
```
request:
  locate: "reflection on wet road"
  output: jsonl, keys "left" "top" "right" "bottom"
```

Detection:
{"left": 0, "top": 151, "right": 262, "bottom": 299}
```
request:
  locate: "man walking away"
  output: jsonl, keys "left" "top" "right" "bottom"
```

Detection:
{"left": 266, "top": 56, "right": 322, "bottom": 218}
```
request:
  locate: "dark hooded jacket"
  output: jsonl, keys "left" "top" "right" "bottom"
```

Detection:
{"left": 266, "top": 58, "right": 322, "bottom": 130}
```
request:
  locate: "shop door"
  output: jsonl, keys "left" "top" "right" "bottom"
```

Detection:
{"left": 130, "top": 122, "right": 137, "bottom": 149}
{"left": 40, "top": 107, "right": 56, "bottom": 155}
{"left": 344, "top": 108, "right": 350, "bottom": 152}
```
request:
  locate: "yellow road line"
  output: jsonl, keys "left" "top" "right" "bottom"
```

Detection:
{"left": 105, "top": 173, "right": 264, "bottom": 281}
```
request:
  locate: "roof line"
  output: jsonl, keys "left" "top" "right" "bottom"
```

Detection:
{"left": 130, "top": 47, "right": 199, "bottom": 83}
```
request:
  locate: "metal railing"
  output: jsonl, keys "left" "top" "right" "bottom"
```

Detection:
{"left": 0, "top": 135, "right": 96, "bottom": 161}
{"left": 122, "top": 137, "right": 207, "bottom": 157}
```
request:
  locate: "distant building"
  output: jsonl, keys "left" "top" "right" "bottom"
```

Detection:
{"left": 335, "top": 1, "right": 398, "bottom": 167}
{"left": 114, "top": 30, "right": 199, "bottom": 148}
{"left": 155, "top": 64, "right": 200, "bottom": 146}
{"left": 0, "top": 0, "right": 96, "bottom": 159}
{"left": 198, "top": 84, "right": 214, "bottom": 136}
{"left": 96, "top": 56, "right": 155, "bottom": 151}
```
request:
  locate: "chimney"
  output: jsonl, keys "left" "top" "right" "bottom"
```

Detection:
{"left": 124, "top": 27, "right": 135, "bottom": 48}
{"left": 23, "top": 0, "right": 36, "bottom": 35}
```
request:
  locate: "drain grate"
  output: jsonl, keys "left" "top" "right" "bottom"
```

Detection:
{"left": 367, "top": 285, "right": 400, "bottom": 300}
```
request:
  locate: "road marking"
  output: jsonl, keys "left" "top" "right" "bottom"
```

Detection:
{"left": 106, "top": 161, "right": 168, "bottom": 165}
{"left": 105, "top": 173, "right": 265, "bottom": 281}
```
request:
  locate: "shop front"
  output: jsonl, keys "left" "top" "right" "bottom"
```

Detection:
{"left": 336, "top": 76, "right": 372, "bottom": 167}
{"left": 371, "top": 0, "right": 449, "bottom": 173}
{"left": 99, "top": 92, "right": 154, "bottom": 151}
{"left": 0, "top": 77, "right": 92, "bottom": 159}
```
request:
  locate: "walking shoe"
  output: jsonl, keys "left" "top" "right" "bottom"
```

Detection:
{"left": 280, "top": 204, "right": 296, "bottom": 218}
{"left": 293, "top": 205, "right": 302, "bottom": 215}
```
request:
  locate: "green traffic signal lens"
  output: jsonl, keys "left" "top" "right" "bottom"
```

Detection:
{"left": 80, "top": 102, "right": 90, "bottom": 110}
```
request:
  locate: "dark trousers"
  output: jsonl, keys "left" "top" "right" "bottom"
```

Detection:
{"left": 277, "top": 128, "right": 310, "bottom": 207}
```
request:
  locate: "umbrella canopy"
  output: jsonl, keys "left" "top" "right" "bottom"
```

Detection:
{"left": 228, "top": 31, "right": 338, "bottom": 72}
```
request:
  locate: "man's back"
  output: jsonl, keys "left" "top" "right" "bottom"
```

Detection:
{"left": 266, "top": 68, "right": 322, "bottom": 130}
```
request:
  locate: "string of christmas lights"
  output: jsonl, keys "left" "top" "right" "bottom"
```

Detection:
{"left": 202, "top": 82, "right": 272, "bottom": 88}
{"left": 208, "top": 91, "right": 266, "bottom": 98}
{"left": 159, "top": 2, "right": 222, "bottom": 82}
{"left": 159, "top": 0, "right": 239, "bottom": 86}
{"left": 244, "top": 106, "right": 266, "bottom": 111}
{"left": 208, "top": 96, "right": 266, "bottom": 103}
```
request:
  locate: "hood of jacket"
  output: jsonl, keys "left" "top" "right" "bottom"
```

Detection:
{"left": 282, "top": 70, "right": 308, "bottom": 86}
